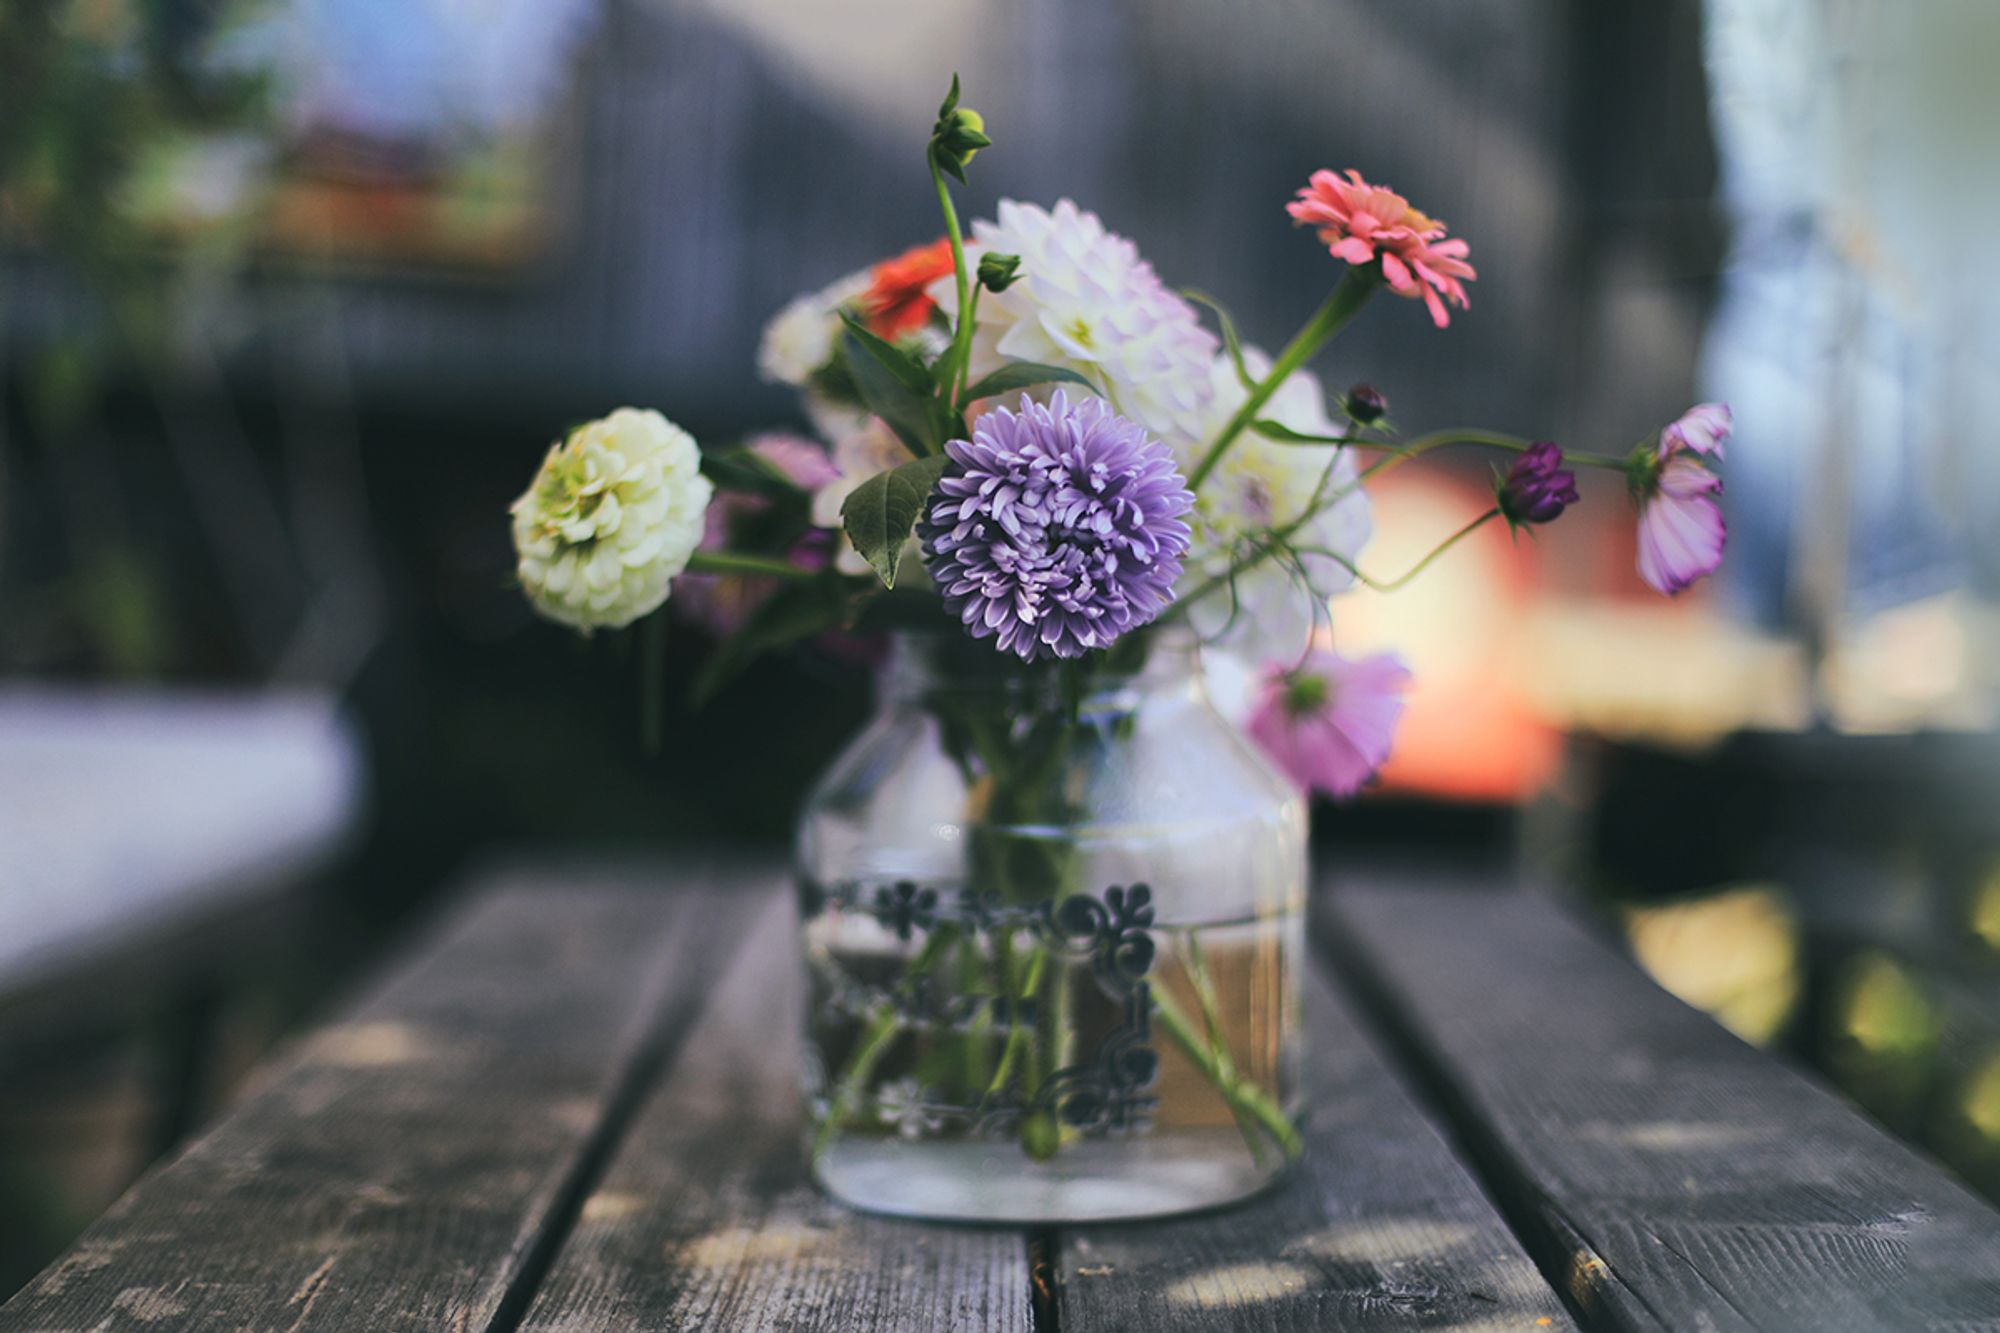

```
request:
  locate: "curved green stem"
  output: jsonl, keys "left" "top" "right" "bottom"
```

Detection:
{"left": 1313, "top": 509, "right": 1500, "bottom": 592}
{"left": 1186, "top": 269, "right": 1378, "bottom": 491}
{"left": 1172, "top": 428, "right": 1627, "bottom": 617}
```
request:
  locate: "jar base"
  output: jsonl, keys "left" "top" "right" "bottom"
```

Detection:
{"left": 812, "top": 1130, "right": 1296, "bottom": 1224}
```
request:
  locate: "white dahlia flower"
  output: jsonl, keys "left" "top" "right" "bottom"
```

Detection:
{"left": 932, "top": 200, "right": 1219, "bottom": 448}
{"left": 1183, "top": 350, "right": 1374, "bottom": 664}
{"left": 757, "top": 268, "right": 870, "bottom": 387}
{"left": 511, "top": 408, "right": 713, "bottom": 632}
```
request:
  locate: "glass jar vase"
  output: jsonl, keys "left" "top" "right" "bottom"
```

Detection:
{"left": 795, "top": 629, "right": 1307, "bottom": 1222}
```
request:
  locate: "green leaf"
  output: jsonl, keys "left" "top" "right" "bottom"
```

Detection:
{"left": 1250, "top": 419, "right": 1357, "bottom": 446}
{"left": 840, "top": 454, "right": 950, "bottom": 588}
{"left": 701, "top": 443, "right": 809, "bottom": 495}
{"left": 839, "top": 312, "right": 932, "bottom": 394}
{"left": 1185, "top": 289, "right": 1255, "bottom": 392}
{"left": 938, "top": 74, "right": 961, "bottom": 121}
{"left": 844, "top": 338, "right": 936, "bottom": 462}
{"left": 690, "top": 575, "right": 853, "bottom": 705}
{"left": 840, "top": 319, "right": 939, "bottom": 458}
{"left": 959, "top": 361, "right": 1095, "bottom": 408}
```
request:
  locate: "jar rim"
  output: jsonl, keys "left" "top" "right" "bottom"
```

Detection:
{"left": 881, "top": 625, "right": 1201, "bottom": 702}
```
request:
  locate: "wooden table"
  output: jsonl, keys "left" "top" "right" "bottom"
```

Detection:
{"left": 6, "top": 857, "right": 2000, "bottom": 1332}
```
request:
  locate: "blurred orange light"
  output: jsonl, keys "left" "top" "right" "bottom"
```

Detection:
{"left": 1334, "top": 469, "right": 1561, "bottom": 803}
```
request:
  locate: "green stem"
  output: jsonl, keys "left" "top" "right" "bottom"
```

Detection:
{"left": 1186, "top": 269, "right": 1378, "bottom": 491}
{"left": 1181, "top": 935, "right": 1269, "bottom": 1166}
{"left": 1172, "top": 428, "right": 1625, "bottom": 616}
{"left": 932, "top": 159, "right": 977, "bottom": 406}
{"left": 812, "top": 1006, "right": 901, "bottom": 1160}
{"left": 812, "top": 929, "right": 956, "bottom": 1160}
{"left": 684, "top": 550, "right": 817, "bottom": 580}
{"left": 986, "top": 945, "right": 1045, "bottom": 1098}
{"left": 1347, "top": 429, "right": 1629, "bottom": 487}
{"left": 1314, "top": 509, "right": 1500, "bottom": 593}
{"left": 1153, "top": 985, "right": 1302, "bottom": 1159}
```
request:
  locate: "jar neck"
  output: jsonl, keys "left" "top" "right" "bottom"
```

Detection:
{"left": 880, "top": 627, "right": 1204, "bottom": 712}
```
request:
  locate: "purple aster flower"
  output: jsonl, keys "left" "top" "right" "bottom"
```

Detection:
{"left": 922, "top": 391, "right": 1194, "bottom": 661}
{"left": 1497, "top": 441, "right": 1580, "bottom": 528}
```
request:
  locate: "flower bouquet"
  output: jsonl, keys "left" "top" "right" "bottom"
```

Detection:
{"left": 510, "top": 79, "right": 1731, "bottom": 1222}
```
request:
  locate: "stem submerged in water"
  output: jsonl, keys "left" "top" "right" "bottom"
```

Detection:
{"left": 810, "top": 639, "right": 1298, "bottom": 1172}
{"left": 1153, "top": 983, "right": 1302, "bottom": 1161}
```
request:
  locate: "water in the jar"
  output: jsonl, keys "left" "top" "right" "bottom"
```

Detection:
{"left": 799, "top": 878, "right": 1304, "bottom": 1223}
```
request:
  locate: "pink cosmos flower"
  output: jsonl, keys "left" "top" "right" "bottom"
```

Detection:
{"left": 1633, "top": 404, "right": 1732, "bottom": 596}
{"left": 1245, "top": 649, "right": 1413, "bottom": 799}
{"left": 1286, "top": 169, "right": 1476, "bottom": 328}
{"left": 1661, "top": 402, "right": 1732, "bottom": 459}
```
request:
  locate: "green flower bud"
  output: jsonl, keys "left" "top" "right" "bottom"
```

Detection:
{"left": 977, "top": 252, "right": 1022, "bottom": 293}
{"left": 930, "top": 76, "right": 991, "bottom": 182}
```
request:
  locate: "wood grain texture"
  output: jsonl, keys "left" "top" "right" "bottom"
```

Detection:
{"left": 0, "top": 863, "right": 752, "bottom": 1332}
{"left": 1324, "top": 881, "right": 2000, "bottom": 1332}
{"left": 521, "top": 891, "right": 1034, "bottom": 1333}
{"left": 1052, "top": 961, "right": 1576, "bottom": 1331}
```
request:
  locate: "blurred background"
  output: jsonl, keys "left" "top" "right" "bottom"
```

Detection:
{"left": 4, "top": 0, "right": 1999, "bottom": 1296}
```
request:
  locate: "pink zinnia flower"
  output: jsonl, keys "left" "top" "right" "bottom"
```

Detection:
{"left": 1286, "top": 169, "right": 1476, "bottom": 328}
{"left": 1245, "top": 649, "right": 1412, "bottom": 799}
{"left": 1632, "top": 404, "right": 1732, "bottom": 596}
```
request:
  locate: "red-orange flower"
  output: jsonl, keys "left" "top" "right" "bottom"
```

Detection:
{"left": 863, "top": 238, "right": 955, "bottom": 340}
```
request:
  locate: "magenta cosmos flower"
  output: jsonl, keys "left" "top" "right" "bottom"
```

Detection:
{"left": 922, "top": 391, "right": 1193, "bottom": 661}
{"left": 1245, "top": 650, "right": 1412, "bottom": 799}
{"left": 1286, "top": 169, "right": 1476, "bottom": 328}
{"left": 1632, "top": 404, "right": 1732, "bottom": 596}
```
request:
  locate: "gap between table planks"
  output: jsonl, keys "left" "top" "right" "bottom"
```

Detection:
{"left": 522, "top": 880, "right": 1574, "bottom": 1332}
{"left": 519, "top": 891, "right": 1035, "bottom": 1333}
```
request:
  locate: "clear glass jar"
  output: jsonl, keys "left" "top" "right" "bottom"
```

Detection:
{"left": 795, "top": 629, "right": 1307, "bottom": 1222}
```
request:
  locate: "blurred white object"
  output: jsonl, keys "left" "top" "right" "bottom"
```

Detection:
{"left": 0, "top": 690, "right": 365, "bottom": 996}
{"left": 1703, "top": 0, "right": 2000, "bottom": 637}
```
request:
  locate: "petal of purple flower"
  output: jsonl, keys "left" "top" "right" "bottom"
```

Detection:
{"left": 921, "top": 391, "right": 1194, "bottom": 661}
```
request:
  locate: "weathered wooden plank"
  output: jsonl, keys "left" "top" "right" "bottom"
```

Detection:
{"left": 0, "top": 864, "right": 753, "bottom": 1332}
{"left": 1052, "top": 960, "right": 1577, "bottom": 1331}
{"left": 521, "top": 891, "right": 1034, "bottom": 1333}
{"left": 1325, "top": 881, "right": 2000, "bottom": 1332}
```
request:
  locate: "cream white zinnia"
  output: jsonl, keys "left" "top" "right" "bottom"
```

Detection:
{"left": 934, "top": 200, "right": 1219, "bottom": 448}
{"left": 1183, "top": 350, "right": 1373, "bottom": 664}
{"left": 511, "top": 408, "right": 713, "bottom": 632}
